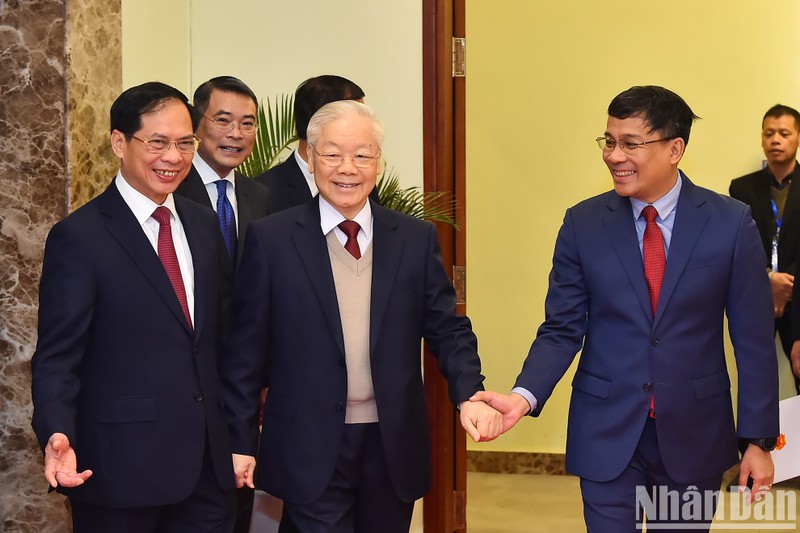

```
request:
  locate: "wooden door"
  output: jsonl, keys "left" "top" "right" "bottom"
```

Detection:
{"left": 422, "top": 0, "right": 467, "bottom": 530}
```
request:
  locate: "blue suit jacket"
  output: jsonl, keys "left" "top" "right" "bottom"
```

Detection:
{"left": 31, "top": 181, "right": 235, "bottom": 507}
{"left": 515, "top": 174, "right": 779, "bottom": 483}
{"left": 221, "top": 198, "right": 485, "bottom": 504}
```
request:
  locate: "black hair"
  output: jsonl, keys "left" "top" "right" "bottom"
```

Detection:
{"left": 608, "top": 85, "right": 699, "bottom": 146}
{"left": 294, "top": 75, "right": 365, "bottom": 140}
{"left": 110, "top": 82, "right": 193, "bottom": 138}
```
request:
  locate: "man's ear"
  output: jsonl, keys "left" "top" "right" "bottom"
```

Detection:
{"left": 110, "top": 130, "right": 127, "bottom": 159}
{"left": 669, "top": 137, "right": 686, "bottom": 165}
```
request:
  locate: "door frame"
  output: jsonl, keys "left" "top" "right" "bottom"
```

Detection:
{"left": 422, "top": 0, "right": 467, "bottom": 531}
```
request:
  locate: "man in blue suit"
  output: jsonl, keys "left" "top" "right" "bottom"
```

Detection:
{"left": 31, "top": 82, "right": 236, "bottom": 532}
{"left": 473, "top": 86, "right": 780, "bottom": 531}
{"left": 222, "top": 100, "right": 501, "bottom": 532}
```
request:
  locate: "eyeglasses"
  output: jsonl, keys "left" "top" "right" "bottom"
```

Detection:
{"left": 131, "top": 135, "right": 199, "bottom": 154}
{"left": 203, "top": 115, "right": 258, "bottom": 135}
{"left": 313, "top": 149, "right": 381, "bottom": 168}
{"left": 595, "top": 136, "right": 675, "bottom": 154}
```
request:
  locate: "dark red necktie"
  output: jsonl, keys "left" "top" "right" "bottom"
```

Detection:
{"left": 338, "top": 220, "right": 361, "bottom": 259}
{"left": 152, "top": 207, "right": 192, "bottom": 329}
{"left": 642, "top": 205, "right": 665, "bottom": 417}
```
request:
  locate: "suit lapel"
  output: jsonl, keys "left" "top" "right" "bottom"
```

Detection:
{"left": 654, "top": 175, "right": 709, "bottom": 326}
{"left": 177, "top": 166, "right": 215, "bottom": 209}
{"left": 99, "top": 184, "right": 193, "bottom": 334}
{"left": 782, "top": 166, "right": 800, "bottom": 229}
{"left": 752, "top": 170, "right": 775, "bottom": 237}
{"left": 369, "top": 204, "right": 404, "bottom": 353}
{"left": 292, "top": 200, "right": 346, "bottom": 355}
{"left": 285, "top": 158, "right": 313, "bottom": 206}
{"left": 176, "top": 196, "right": 212, "bottom": 336}
{"left": 602, "top": 194, "right": 653, "bottom": 320}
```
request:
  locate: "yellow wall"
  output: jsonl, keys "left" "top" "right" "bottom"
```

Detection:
{"left": 121, "top": 0, "right": 423, "bottom": 189}
{"left": 466, "top": 0, "right": 800, "bottom": 453}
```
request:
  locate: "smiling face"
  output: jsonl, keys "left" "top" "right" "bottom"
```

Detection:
{"left": 603, "top": 114, "right": 685, "bottom": 204}
{"left": 307, "top": 111, "right": 380, "bottom": 219}
{"left": 761, "top": 114, "right": 800, "bottom": 169}
{"left": 111, "top": 99, "right": 195, "bottom": 204}
{"left": 195, "top": 89, "right": 258, "bottom": 177}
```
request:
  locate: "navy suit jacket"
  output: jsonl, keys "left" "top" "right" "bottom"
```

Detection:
{"left": 175, "top": 164, "right": 273, "bottom": 266}
{"left": 31, "top": 181, "right": 235, "bottom": 507}
{"left": 221, "top": 198, "right": 485, "bottom": 504}
{"left": 255, "top": 152, "right": 380, "bottom": 213}
{"left": 515, "top": 175, "right": 779, "bottom": 484}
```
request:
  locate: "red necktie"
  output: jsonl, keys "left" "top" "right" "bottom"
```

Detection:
{"left": 338, "top": 220, "right": 361, "bottom": 259}
{"left": 152, "top": 207, "right": 192, "bottom": 329}
{"left": 642, "top": 205, "right": 665, "bottom": 417}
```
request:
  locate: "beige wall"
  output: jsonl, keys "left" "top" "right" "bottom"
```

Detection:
{"left": 121, "top": 0, "right": 423, "bottom": 189}
{"left": 466, "top": 0, "right": 800, "bottom": 453}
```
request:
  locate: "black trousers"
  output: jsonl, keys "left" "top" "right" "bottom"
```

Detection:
{"left": 281, "top": 423, "right": 414, "bottom": 533}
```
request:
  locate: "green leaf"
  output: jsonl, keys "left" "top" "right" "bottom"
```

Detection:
{"left": 238, "top": 94, "right": 298, "bottom": 177}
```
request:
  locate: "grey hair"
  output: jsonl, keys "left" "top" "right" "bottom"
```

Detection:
{"left": 307, "top": 100, "right": 384, "bottom": 149}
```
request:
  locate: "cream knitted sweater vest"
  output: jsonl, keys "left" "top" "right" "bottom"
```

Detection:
{"left": 326, "top": 231, "right": 377, "bottom": 424}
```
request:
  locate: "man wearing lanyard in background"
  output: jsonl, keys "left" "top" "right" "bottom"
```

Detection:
{"left": 730, "top": 104, "right": 800, "bottom": 394}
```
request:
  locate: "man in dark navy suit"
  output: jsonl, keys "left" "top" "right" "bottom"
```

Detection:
{"left": 175, "top": 76, "right": 273, "bottom": 269}
{"left": 31, "top": 82, "right": 236, "bottom": 532}
{"left": 474, "top": 86, "right": 779, "bottom": 532}
{"left": 222, "top": 101, "right": 501, "bottom": 532}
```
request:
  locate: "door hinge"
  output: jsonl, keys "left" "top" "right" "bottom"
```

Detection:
{"left": 454, "top": 490, "right": 467, "bottom": 528}
{"left": 453, "top": 265, "right": 466, "bottom": 305}
{"left": 452, "top": 37, "right": 466, "bottom": 78}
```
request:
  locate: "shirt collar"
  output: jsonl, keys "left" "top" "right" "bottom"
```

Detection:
{"left": 114, "top": 170, "right": 178, "bottom": 224}
{"left": 192, "top": 153, "right": 235, "bottom": 185}
{"left": 630, "top": 171, "right": 682, "bottom": 221}
{"left": 318, "top": 195, "right": 373, "bottom": 238}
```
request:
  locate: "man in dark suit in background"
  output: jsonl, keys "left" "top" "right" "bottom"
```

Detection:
{"left": 174, "top": 76, "right": 273, "bottom": 532}
{"left": 473, "top": 86, "right": 779, "bottom": 531}
{"left": 222, "top": 101, "right": 501, "bottom": 532}
{"left": 31, "top": 82, "right": 236, "bottom": 532}
{"left": 175, "top": 76, "right": 273, "bottom": 268}
{"left": 256, "top": 75, "right": 378, "bottom": 212}
{"left": 730, "top": 104, "right": 800, "bottom": 394}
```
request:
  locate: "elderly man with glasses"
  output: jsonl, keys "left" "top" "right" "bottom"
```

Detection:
{"left": 221, "top": 100, "right": 502, "bottom": 533}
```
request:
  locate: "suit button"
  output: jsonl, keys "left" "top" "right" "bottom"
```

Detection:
{"left": 643, "top": 383, "right": 652, "bottom": 392}
{"left": 194, "top": 392, "right": 203, "bottom": 401}
{"left": 651, "top": 338, "right": 661, "bottom": 347}
{"left": 335, "top": 403, "right": 344, "bottom": 412}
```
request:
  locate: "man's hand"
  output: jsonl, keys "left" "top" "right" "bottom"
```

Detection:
{"left": 459, "top": 400, "right": 502, "bottom": 442}
{"left": 232, "top": 453, "right": 256, "bottom": 489}
{"left": 770, "top": 272, "right": 793, "bottom": 317}
{"left": 469, "top": 391, "right": 531, "bottom": 434}
{"left": 43, "top": 433, "right": 93, "bottom": 488}
{"left": 739, "top": 444, "right": 775, "bottom": 504}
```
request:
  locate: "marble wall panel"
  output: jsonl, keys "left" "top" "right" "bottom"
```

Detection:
{"left": 68, "top": 0, "right": 120, "bottom": 210}
{"left": 0, "top": 0, "right": 120, "bottom": 531}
